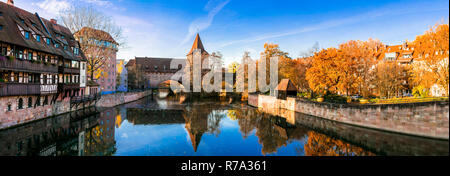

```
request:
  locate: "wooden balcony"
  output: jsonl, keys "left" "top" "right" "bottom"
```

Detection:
{"left": 40, "top": 84, "right": 58, "bottom": 94}
{"left": 0, "top": 58, "right": 58, "bottom": 73}
{"left": 0, "top": 83, "right": 41, "bottom": 96}
{"left": 58, "top": 83, "right": 80, "bottom": 91}
{"left": 58, "top": 66, "right": 80, "bottom": 74}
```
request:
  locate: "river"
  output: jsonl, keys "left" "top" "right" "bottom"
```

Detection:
{"left": 0, "top": 96, "right": 448, "bottom": 156}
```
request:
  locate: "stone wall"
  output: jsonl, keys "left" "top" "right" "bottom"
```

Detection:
{"left": 96, "top": 90, "right": 151, "bottom": 108}
{"left": 249, "top": 94, "right": 449, "bottom": 139}
{"left": 0, "top": 90, "right": 151, "bottom": 130}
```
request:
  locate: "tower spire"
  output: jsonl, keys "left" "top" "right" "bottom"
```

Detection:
{"left": 187, "top": 33, "right": 208, "bottom": 56}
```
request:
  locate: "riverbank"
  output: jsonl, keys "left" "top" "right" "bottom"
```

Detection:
{"left": 248, "top": 94, "right": 449, "bottom": 139}
{"left": 0, "top": 90, "right": 152, "bottom": 130}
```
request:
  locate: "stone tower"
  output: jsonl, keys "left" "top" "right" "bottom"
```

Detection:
{"left": 185, "top": 33, "right": 210, "bottom": 92}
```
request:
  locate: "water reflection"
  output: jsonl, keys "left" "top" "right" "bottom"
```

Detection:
{"left": 0, "top": 96, "right": 447, "bottom": 156}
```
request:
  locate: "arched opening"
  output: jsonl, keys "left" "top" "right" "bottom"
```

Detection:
{"left": 28, "top": 97, "right": 32, "bottom": 108}
{"left": 17, "top": 98, "right": 23, "bottom": 109}
{"left": 43, "top": 96, "right": 48, "bottom": 105}
{"left": 36, "top": 96, "right": 41, "bottom": 106}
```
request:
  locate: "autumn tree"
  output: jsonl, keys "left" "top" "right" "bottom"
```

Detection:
{"left": 259, "top": 43, "right": 290, "bottom": 87}
{"left": 412, "top": 23, "right": 449, "bottom": 95}
{"left": 372, "top": 61, "right": 410, "bottom": 98}
{"left": 59, "top": 5, "right": 124, "bottom": 81}
{"left": 338, "top": 39, "right": 384, "bottom": 97}
{"left": 306, "top": 48, "right": 341, "bottom": 95}
{"left": 292, "top": 57, "right": 312, "bottom": 92}
{"left": 227, "top": 61, "right": 239, "bottom": 73}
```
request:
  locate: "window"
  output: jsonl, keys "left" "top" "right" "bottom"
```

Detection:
{"left": 36, "top": 97, "right": 41, "bottom": 106}
{"left": 28, "top": 97, "right": 32, "bottom": 108}
{"left": 36, "top": 35, "right": 41, "bottom": 42}
{"left": 28, "top": 53, "right": 32, "bottom": 60}
{"left": 64, "top": 45, "right": 68, "bottom": 50}
{"left": 0, "top": 25, "right": 3, "bottom": 31}
{"left": 1, "top": 47, "right": 6, "bottom": 56}
{"left": 17, "top": 98, "right": 23, "bottom": 110}
{"left": 7, "top": 103, "right": 12, "bottom": 112}
{"left": 24, "top": 32, "right": 30, "bottom": 39}
{"left": 55, "top": 43, "right": 59, "bottom": 48}
{"left": 20, "top": 18, "right": 25, "bottom": 24}
{"left": 46, "top": 38, "right": 51, "bottom": 45}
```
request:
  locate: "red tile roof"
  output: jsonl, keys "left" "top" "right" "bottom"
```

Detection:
{"left": 0, "top": 1, "right": 85, "bottom": 61}
{"left": 187, "top": 33, "right": 209, "bottom": 56}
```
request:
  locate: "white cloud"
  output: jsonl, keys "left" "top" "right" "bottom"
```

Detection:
{"left": 35, "top": 0, "right": 71, "bottom": 16}
{"left": 81, "top": 0, "right": 112, "bottom": 7}
{"left": 180, "top": 0, "right": 230, "bottom": 46}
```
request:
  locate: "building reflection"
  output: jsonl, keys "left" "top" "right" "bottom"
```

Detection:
{"left": 0, "top": 107, "right": 118, "bottom": 156}
{"left": 1, "top": 96, "right": 444, "bottom": 156}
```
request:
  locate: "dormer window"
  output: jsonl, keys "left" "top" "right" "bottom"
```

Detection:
{"left": 24, "top": 31, "right": 30, "bottom": 39}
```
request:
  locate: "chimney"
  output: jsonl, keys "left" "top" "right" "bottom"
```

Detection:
{"left": 7, "top": 0, "right": 14, "bottom": 5}
{"left": 50, "top": 19, "right": 57, "bottom": 25}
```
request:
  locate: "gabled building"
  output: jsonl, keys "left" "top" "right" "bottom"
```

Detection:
{"left": 381, "top": 42, "right": 416, "bottom": 64}
{"left": 73, "top": 27, "right": 118, "bottom": 95}
{"left": 1, "top": 0, "right": 86, "bottom": 117}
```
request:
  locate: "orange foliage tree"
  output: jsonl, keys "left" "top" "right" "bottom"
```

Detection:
{"left": 412, "top": 23, "right": 449, "bottom": 95}
{"left": 305, "top": 39, "right": 384, "bottom": 97}
{"left": 306, "top": 48, "right": 341, "bottom": 95}
{"left": 372, "top": 61, "right": 410, "bottom": 98}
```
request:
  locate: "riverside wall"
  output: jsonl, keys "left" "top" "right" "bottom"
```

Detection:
{"left": 248, "top": 94, "right": 449, "bottom": 139}
{"left": 0, "top": 90, "right": 151, "bottom": 129}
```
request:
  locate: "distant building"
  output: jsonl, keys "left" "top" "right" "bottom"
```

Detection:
{"left": 116, "top": 59, "right": 128, "bottom": 92}
{"left": 73, "top": 27, "right": 118, "bottom": 95}
{"left": 126, "top": 57, "right": 185, "bottom": 89}
{"left": 381, "top": 42, "right": 416, "bottom": 64}
{"left": 379, "top": 42, "right": 448, "bottom": 97}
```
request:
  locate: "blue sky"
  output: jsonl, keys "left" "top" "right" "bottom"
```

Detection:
{"left": 15, "top": 0, "right": 449, "bottom": 66}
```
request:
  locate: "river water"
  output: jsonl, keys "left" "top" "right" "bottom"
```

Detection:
{"left": 0, "top": 96, "right": 448, "bottom": 156}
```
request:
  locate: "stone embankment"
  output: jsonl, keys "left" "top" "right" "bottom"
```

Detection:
{"left": 0, "top": 90, "right": 152, "bottom": 130}
{"left": 248, "top": 94, "right": 449, "bottom": 139}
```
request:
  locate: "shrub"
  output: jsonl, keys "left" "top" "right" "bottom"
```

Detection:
{"left": 412, "top": 86, "right": 429, "bottom": 98}
{"left": 323, "top": 93, "right": 348, "bottom": 104}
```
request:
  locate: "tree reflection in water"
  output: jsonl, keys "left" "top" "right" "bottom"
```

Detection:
{"left": 1, "top": 97, "right": 446, "bottom": 156}
{"left": 304, "top": 131, "right": 375, "bottom": 156}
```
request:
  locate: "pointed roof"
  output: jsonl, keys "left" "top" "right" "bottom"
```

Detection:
{"left": 188, "top": 130, "right": 203, "bottom": 152}
{"left": 276, "top": 79, "right": 297, "bottom": 91}
{"left": 187, "top": 33, "right": 209, "bottom": 56}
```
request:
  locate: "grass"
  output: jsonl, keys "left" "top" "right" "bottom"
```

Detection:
{"left": 368, "top": 97, "right": 449, "bottom": 104}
